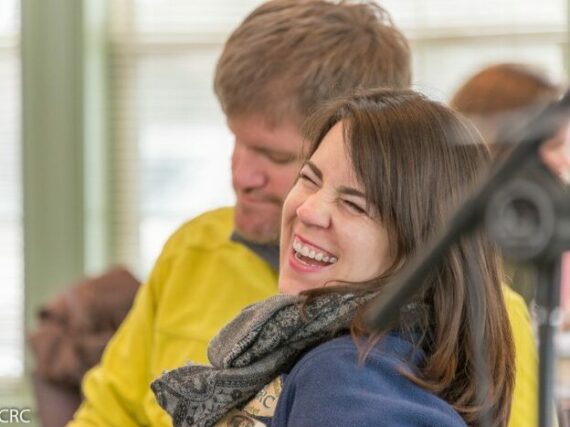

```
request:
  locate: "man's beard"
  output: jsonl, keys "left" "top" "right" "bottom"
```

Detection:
{"left": 234, "top": 202, "right": 281, "bottom": 245}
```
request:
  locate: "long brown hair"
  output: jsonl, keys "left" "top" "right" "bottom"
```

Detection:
{"left": 302, "top": 88, "right": 515, "bottom": 426}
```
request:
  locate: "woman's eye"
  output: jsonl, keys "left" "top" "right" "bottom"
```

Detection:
{"left": 298, "top": 172, "right": 317, "bottom": 186}
{"left": 343, "top": 200, "right": 367, "bottom": 215}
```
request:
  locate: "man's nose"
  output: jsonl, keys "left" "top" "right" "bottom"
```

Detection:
{"left": 295, "top": 191, "right": 331, "bottom": 229}
{"left": 232, "top": 146, "right": 267, "bottom": 190}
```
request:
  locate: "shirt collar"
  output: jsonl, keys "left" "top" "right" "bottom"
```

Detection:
{"left": 231, "top": 231, "right": 280, "bottom": 272}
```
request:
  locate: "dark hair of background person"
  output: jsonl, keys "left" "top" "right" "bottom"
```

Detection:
{"left": 214, "top": 0, "right": 411, "bottom": 128}
{"left": 450, "top": 63, "right": 563, "bottom": 155}
{"left": 301, "top": 88, "right": 515, "bottom": 426}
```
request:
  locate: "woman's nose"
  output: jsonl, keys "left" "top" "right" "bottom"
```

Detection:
{"left": 295, "top": 191, "right": 331, "bottom": 229}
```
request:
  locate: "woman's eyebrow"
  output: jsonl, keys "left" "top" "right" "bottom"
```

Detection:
{"left": 306, "top": 161, "right": 365, "bottom": 197}
{"left": 305, "top": 161, "right": 323, "bottom": 180}
{"left": 338, "top": 186, "right": 366, "bottom": 198}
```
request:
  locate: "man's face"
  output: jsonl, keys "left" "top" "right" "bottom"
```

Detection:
{"left": 229, "top": 115, "right": 304, "bottom": 244}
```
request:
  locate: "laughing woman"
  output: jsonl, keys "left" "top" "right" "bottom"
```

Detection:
{"left": 151, "top": 89, "right": 515, "bottom": 427}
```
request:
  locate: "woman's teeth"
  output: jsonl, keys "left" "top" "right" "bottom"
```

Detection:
{"left": 293, "top": 239, "right": 337, "bottom": 264}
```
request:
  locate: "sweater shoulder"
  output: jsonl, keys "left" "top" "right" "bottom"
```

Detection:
{"left": 273, "top": 335, "right": 467, "bottom": 427}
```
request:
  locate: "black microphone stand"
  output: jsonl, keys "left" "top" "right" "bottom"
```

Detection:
{"left": 364, "top": 93, "right": 570, "bottom": 426}
{"left": 537, "top": 258, "right": 562, "bottom": 427}
{"left": 487, "top": 153, "right": 570, "bottom": 427}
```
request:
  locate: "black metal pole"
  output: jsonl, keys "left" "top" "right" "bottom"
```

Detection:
{"left": 536, "top": 258, "right": 562, "bottom": 427}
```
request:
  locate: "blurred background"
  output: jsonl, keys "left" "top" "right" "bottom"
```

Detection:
{"left": 0, "top": 0, "right": 568, "bottom": 422}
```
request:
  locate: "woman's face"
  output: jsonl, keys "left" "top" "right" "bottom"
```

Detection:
{"left": 278, "top": 121, "right": 392, "bottom": 295}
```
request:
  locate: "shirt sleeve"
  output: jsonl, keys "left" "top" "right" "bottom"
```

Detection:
{"left": 271, "top": 339, "right": 466, "bottom": 427}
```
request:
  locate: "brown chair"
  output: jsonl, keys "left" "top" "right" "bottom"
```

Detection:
{"left": 29, "top": 266, "right": 140, "bottom": 427}
{"left": 32, "top": 372, "right": 82, "bottom": 427}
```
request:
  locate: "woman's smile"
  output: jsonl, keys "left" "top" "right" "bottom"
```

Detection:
{"left": 287, "top": 234, "right": 338, "bottom": 272}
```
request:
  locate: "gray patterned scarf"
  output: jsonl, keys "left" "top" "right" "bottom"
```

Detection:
{"left": 151, "top": 292, "right": 369, "bottom": 427}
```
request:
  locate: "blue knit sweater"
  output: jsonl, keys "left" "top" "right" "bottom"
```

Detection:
{"left": 270, "top": 334, "right": 467, "bottom": 427}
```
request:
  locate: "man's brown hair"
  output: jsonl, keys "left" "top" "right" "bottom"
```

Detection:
{"left": 214, "top": 0, "right": 411, "bottom": 126}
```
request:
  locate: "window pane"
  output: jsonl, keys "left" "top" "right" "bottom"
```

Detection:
{"left": 0, "top": 0, "right": 18, "bottom": 36}
{"left": 132, "top": 0, "right": 263, "bottom": 34}
{"left": 412, "top": 41, "right": 565, "bottom": 100}
{"left": 0, "top": 0, "right": 23, "bottom": 378}
{"left": 125, "top": 50, "right": 235, "bottom": 273}
{"left": 383, "top": 0, "right": 565, "bottom": 27}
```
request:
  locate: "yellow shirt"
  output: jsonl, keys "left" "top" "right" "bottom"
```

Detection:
{"left": 69, "top": 208, "right": 278, "bottom": 427}
{"left": 503, "top": 285, "right": 539, "bottom": 427}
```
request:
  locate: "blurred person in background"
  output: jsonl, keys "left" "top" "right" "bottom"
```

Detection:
{"left": 451, "top": 62, "right": 570, "bottom": 426}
